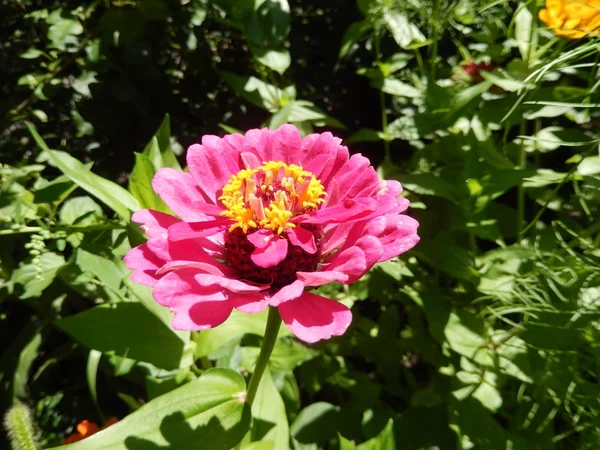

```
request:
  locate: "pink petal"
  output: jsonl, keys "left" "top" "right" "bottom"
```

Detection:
{"left": 190, "top": 202, "right": 224, "bottom": 217}
{"left": 300, "top": 132, "right": 348, "bottom": 186}
{"left": 132, "top": 209, "right": 179, "bottom": 237}
{"left": 187, "top": 139, "right": 242, "bottom": 203}
{"left": 250, "top": 236, "right": 289, "bottom": 268}
{"left": 328, "top": 154, "right": 379, "bottom": 201}
{"left": 124, "top": 244, "right": 163, "bottom": 286}
{"left": 259, "top": 124, "right": 302, "bottom": 165}
{"left": 152, "top": 169, "right": 210, "bottom": 221}
{"left": 278, "top": 292, "right": 352, "bottom": 343}
{"left": 266, "top": 279, "right": 305, "bottom": 306}
{"left": 287, "top": 227, "right": 317, "bottom": 254}
{"left": 303, "top": 153, "right": 332, "bottom": 179}
{"left": 296, "top": 270, "right": 349, "bottom": 286}
{"left": 325, "top": 246, "right": 367, "bottom": 279}
{"left": 156, "top": 260, "right": 229, "bottom": 277}
{"left": 232, "top": 294, "right": 269, "bottom": 314}
{"left": 321, "top": 222, "right": 355, "bottom": 255}
{"left": 247, "top": 229, "right": 276, "bottom": 249}
{"left": 355, "top": 235, "right": 383, "bottom": 268}
{"left": 161, "top": 236, "right": 225, "bottom": 265}
{"left": 194, "top": 273, "right": 268, "bottom": 293}
{"left": 301, "top": 198, "right": 376, "bottom": 225}
{"left": 173, "top": 300, "right": 233, "bottom": 331}
{"left": 238, "top": 129, "right": 272, "bottom": 160}
{"left": 366, "top": 214, "right": 420, "bottom": 262}
{"left": 381, "top": 179, "right": 403, "bottom": 196}
{"left": 241, "top": 152, "right": 261, "bottom": 170}
{"left": 168, "top": 220, "right": 228, "bottom": 241}
{"left": 152, "top": 270, "right": 233, "bottom": 330}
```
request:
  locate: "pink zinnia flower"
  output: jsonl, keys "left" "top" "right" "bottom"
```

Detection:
{"left": 125, "top": 125, "right": 419, "bottom": 343}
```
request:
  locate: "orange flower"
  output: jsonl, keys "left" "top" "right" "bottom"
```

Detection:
{"left": 539, "top": 0, "right": 600, "bottom": 38}
{"left": 62, "top": 417, "right": 118, "bottom": 444}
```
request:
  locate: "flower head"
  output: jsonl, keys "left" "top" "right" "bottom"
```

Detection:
{"left": 462, "top": 60, "right": 496, "bottom": 83}
{"left": 539, "top": 0, "right": 600, "bottom": 38}
{"left": 125, "top": 125, "right": 419, "bottom": 343}
{"left": 62, "top": 417, "right": 118, "bottom": 444}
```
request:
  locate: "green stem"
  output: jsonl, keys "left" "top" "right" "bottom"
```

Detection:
{"left": 374, "top": 31, "right": 391, "bottom": 162}
{"left": 516, "top": 121, "right": 527, "bottom": 243}
{"left": 414, "top": 49, "right": 427, "bottom": 78}
{"left": 0, "top": 223, "right": 125, "bottom": 236}
{"left": 429, "top": 0, "right": 442, "bottom": 79}
{"left": 520, "top": 142, "right": 598, "bottom": 237}
{"left": 245, "top": 307, "right": 282, "bottom": 406}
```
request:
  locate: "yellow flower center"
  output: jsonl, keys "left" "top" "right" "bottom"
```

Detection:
{"left": 219, "top": 161, "right": 326, "bottom": 234}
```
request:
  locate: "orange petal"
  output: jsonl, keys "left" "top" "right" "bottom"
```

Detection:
{"left": 76, "top": 420, "right": 100, "bottom": 437}
{"left": 101, "top": 417, "right": 119, "bottom": 429}
{"left": 62, "top": 434, "right": 85, "bottom": 444}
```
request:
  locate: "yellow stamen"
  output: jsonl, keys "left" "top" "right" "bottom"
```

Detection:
{"left": 219, "top": 161, "right": 326, "bottom": 234}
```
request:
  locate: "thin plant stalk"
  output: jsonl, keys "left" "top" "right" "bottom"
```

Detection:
{"left": 516, "top": 120, "right": 527, "bottom": 242}
{"left": 429, "top": 0, "right": 442, "bottom": 79}
{"left": 374, "top": 31, "right": 391, "bottom": 162}
{"left": 234, "top": 307, "right": 282, "bottom": 450}
{"left": 245, "top": 306, "right": 282, "bottom": 405}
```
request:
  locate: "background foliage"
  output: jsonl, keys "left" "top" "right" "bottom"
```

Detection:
{"left": 2, "top": 0, "right": 600, "bottom": 449}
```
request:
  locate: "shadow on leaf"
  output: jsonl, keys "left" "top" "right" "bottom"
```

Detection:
{"left": 124, "top": 410, "right": 250, "bottom": 450}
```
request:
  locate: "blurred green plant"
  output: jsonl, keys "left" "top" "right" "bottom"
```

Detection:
{"left": 2, "top": 0, "right": 600, "bottom": 449}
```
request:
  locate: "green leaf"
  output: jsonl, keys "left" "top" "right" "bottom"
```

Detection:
{"left": 454, "top": 359, "right": 502, "bottom": 411}
{"left": 241, "top": 442, "right": 274, "bottom": 450}
{"left": 338, "top": 20, "right": 371, "bottom": 61}
{"left": 514, "top": 3, "right": 534, "bottom": 62}
{"left": 124, "top": 280, "right": 175, "bottom": 328}
{"left": 48, "top": 18, "right": 83, "bottom": 51}
{"left": 578, "top": 155, "right": 600, "bottom": 176}
{"left": 449, "top": 81, "right": 493, "bottom": 117}
{"left": 340, "top": 435, "right": 357, "bottom": 450}
{"left": 395, "top": 173, "right": 460, "bottom": 203}
{"left": 28, "top": 123, "right": 139, "bottom": 219}
{"left": 56, "top": 302, "right": 190, "bottom": 370}
{"left": 53, "top": 369, "right": 251, "bottom": 450}
{"left": 12, "top": 252, "right": 66, "bottom": 299}
{"left": 416, "top": 238, "right": 480, "bottom": 285}
{"left": 373, "top": 78, "right": 420, "bottom": 98}
{"left": 480, "top": 70, "right": 528, "bottom": 92}
{"left": 383, "top": 10, "right": 426, "bottom": 49}
{"left": 129, "top": 153, "right": 169, "bottom": 211}
{"left": 20, "top": 48, "right": 43, "bottom": 59}
{"left": 59, "top": 196, "right": 104, "bottom": 226}
{"left": 444, "top": 310, "right": 493, "bottom": 366}
{"left": 247, "top": 0, "right": 290, "bottom": 48}
{"left": 522, "top": 169, "right": 569, "bottom": 188}
{"left": 72, "top": 72, "right": 98, "bottom": 98}
{"left": 2, "top": 323, "right": 43, "bottom": 401}
{"left": 251, "top": 46, "right": 291, "bottom": 75}
{"left": 248, "top": 369, "right": 289, "bottom": 449}
{"left": 34, "top": 175, "right": 78, "bottom": 204}
{"left": 76, "top": 249, "right": 128, "bottom": 294}
{"left": 341, "top": 419, "right": 395, "bottom": 449}
{"left": 87, "top": 350, "right": 103, "bottom": 419}
{"left": 144, "top": 114, "right": 181, "bottom": 170}
{"left": 195, "top": 309, "right": 291, "bottom": 358}
{"left": 290, "top": 402, "right": 341, "bottom": 448}
{"left": 495, "top": 336, "right": 533, "bottom": 383}
{"left": 221, "top": 73, "right": 286, "bottom": 112}
{"left": 344, "top": 128, "right": 385, "bottom": 144}
{"left": 268, "top": 100, "right": 345, "bottom": 129}
{"left": 243, "top": 341, "right": 317, "bottom": 372}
